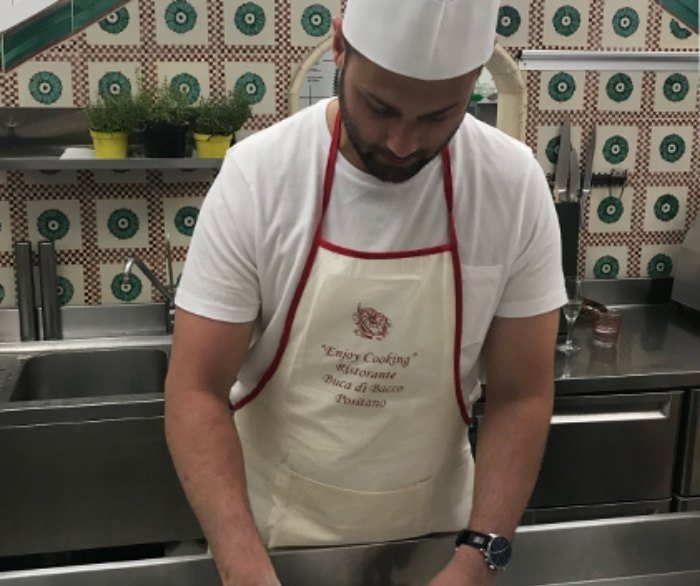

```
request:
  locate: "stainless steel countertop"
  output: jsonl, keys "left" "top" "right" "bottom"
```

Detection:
{"left": 552, "top": 303, "right": 700, "bottom": 394}
{"left": 1, "top": 513, "right": 699, "bottom": 585}
{"left": 0, "top": 303, "right": 699, "bottom": 423}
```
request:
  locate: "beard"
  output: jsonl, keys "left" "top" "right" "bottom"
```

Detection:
{"left": 337, "top": 72, "right": 461, "bottom": 184}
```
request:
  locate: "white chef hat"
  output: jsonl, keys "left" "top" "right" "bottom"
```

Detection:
{"left": 343, "top": 0, "right": 500, "bottom": 81}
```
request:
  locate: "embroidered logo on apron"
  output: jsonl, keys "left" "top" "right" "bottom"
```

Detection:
{"left": 353, "top": 303, "right": 391, "bottom": 340}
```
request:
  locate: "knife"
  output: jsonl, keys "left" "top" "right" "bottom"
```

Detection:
{"left": 568, "top": 147, "right": 580, "bottom": 203}
{"left": 553, "top": 114, "right": 571, "bottom": 203}
{"left": 580, "top": 125, "right": 596, "bottom": 226}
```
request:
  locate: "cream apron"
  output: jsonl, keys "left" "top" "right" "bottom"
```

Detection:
{"left": 233, "top": 112, "right": 474, "bottom": 547}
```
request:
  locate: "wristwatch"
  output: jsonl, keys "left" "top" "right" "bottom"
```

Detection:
{"left": 454, "top": 529, "right": 512, "bottom": 571}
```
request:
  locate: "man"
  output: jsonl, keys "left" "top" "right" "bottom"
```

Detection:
{"left": 166, "top": 0, "right": 567, "bottom": 584}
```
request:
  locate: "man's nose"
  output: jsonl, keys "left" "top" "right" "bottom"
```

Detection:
{"left": 385, "top": 121, "right": 420, "bottom": 160}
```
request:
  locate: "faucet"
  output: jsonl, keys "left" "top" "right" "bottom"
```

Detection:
{"left": 121, "top": 255, "right": 176, "bottom": 334}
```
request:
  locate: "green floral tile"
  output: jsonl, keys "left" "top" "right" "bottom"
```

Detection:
{"left": 86, "top": 4, "right": 141, "bottom": 46}
{"left": 156, "top": 62, "right": 210, "bottom": 104}
{"left": 542, "top": 1, "right": 589, "bottom": 47}
{"left": 496, "top": 1, "right": 530, "bottom": 47}
{"left": 649, "top": 126, "right": 692, "bottom": 172}
{"left": 155, "top": 0, "right": 209, "bottom": 45}
{"left": 593, "top": 126, "right": 638, "bottom": 171}
{"left": 162, "top": 197, "right": 204, "bottom": 247}
{"left": 290, "top": 0, "right": 340, "bottom": 47}
{"left": 55, "top": 264, "right": 87, "bottom": 306}
{"left": 88, "top": 61, "right": 139, "bottom": 102}
{"left": 659, "top": 12, "right": 698, "bottom": 48}
{"left": 641, "top": 246, "right": 680, "bottom": 278}
{"left": 99, "top": 263, "right": 152, "bottom": 305}
{"left": 587, "top": 186, "right": 632, "bottom": 234}
{"left": 26, "top": 199, "right": 83, "bottom": 250}
{"left": 226, "top": 61, "right": 276, "bottom": 114}
{"left": 653, "top": 72, "right": 697, "bottom": 112}
{"left": 585, "top": 246, "right": 628, "bottom": 279}
{"left": 17, "top": 62, "right": 73, "bottom": 107}
{"left": 602, "top": 0, "right": 648, "bottom": 48}
{"left": 598, "top": 71, "right": 643, "bottom": 112}
{"left": 539, "top": 71, "right": 585, "bottom": 110}
{"left": 226, "top": 0, "right": 275, "bottom": 46}
{"left": 644, "top": 186, "right": 688, "bottom": 232}
{"left": 95, "top": 199, "right": 150, "bottom": 249}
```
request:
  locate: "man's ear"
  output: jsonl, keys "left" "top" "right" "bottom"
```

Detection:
{"left": 332, "top": 16, "right": 346, "bottom": 70}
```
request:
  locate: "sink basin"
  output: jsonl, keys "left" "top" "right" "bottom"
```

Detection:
{"left": 10, "top": 349, "right": 168, "bottom": 401}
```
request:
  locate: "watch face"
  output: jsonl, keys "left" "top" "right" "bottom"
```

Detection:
{"left": 487, "top": 536, "right": 512, "bottom": 569}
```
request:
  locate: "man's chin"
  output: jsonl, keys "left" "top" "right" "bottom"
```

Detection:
{"left": 363, "top": 157, "right": 428, "bottom": 184}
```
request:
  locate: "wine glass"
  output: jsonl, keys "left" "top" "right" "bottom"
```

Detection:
{"left": 557, "top": 276, "right": 583, "bottom": 354}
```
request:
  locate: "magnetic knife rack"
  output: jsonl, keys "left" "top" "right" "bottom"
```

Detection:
{"left": 546, "top": 169, "right": 629, "bottom": 188}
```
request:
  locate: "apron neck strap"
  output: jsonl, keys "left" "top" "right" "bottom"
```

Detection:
{"left": 321, "top": 110, "right": 343, "bottom": 216}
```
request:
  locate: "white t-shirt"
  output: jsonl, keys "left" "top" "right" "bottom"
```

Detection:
{"left": 176, "top": 98, "right": 568, "bottom": 406}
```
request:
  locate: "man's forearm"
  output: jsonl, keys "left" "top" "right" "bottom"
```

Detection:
{"left": 165, "top": 386, "right": 278, "bottom": 585}
{"left": 467, "top": 386, "right": 554, "bottom": 539}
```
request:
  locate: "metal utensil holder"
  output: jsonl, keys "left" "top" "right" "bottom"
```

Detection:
{"left": 555, "top": 201, "right": 581, "bottom": 278}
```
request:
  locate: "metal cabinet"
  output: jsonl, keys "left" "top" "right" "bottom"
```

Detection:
{"left": 0, "top": 409, "right": 203, "bottom": 557}
{"left": 673, "top": 388, "right": 700, "bottom": 511}
{"left": 472, "top": 390, "right": 684, "bottom": 524}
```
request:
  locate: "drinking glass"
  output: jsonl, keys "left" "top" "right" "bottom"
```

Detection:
{"left": 557, "top": 277, "right": 583, "bottom": 354}
{"left": 593, "top": 308, "right": 622, "bottom": 347}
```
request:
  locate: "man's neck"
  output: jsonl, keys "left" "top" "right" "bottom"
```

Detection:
{"left": 325, "top": 98, "right": 367, "bottom": 173}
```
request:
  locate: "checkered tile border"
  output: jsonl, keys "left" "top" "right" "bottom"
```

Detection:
{"left": 0, "top": 0, "right": 697, "bottom": 302}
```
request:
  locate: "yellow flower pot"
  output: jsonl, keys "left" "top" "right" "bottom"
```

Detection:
{"left": 90, "top": 130, "right": 128, "bottom": 159}
{"left": 194, "top": 133, "right": 234, "bottom": 159}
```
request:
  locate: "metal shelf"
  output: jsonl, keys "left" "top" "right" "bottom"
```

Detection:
{"left": 519, "top": 50, "right": 699, "bottom": 71}
{"left": 0, "top": 157, "right": 223, "bottom": 171}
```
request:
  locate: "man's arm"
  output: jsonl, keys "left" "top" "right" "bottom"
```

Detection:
{"left": 165, "top": 308, "right": 280, "bottom": 586}
{"left": 430, "top": 309, "right": 559, "bottom": 585}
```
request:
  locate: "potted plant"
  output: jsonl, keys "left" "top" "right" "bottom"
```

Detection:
{"left": 134, "top": 77, "right": 193, "bottom": 158}
{"left": 84, "top": 94, "right": 139, "bottom": 159}
{"left": 192, "top": 90, "right": 252, "bottom": 158}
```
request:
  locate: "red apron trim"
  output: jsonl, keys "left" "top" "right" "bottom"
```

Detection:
{"left": 442, "top": 149, "right": 469, "bottom": 424}
{"left": 319, "top": 239, "right": 451, "bottom": 259}
{"left": 234, "top": 112, "right": 468, "bottom": 424}
{"left": 231, "top": 110, "right": 343, "bottom": 411}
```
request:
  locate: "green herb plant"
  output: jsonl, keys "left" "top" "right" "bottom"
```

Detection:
{"left": 84, "top": 94, "right": 140, "bottom": 134}
{"left": 192, "top": 90, "right": 252, "bottom": 136}
{"left": 134, "top": 76, "right": 192, "bottom": 130}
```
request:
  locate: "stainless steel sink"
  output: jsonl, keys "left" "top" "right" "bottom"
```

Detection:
{"left": 10, "top": 349, "right": 168, "bottom": 401}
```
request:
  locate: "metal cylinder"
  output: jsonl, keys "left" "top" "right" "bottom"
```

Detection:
{"left": 38, "top": 240, "right": 62, "bottom": 340}
{"left": 13, "top": 240, "right": 39, "bottom": 341}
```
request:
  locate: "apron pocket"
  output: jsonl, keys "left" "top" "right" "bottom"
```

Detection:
{"left": 267, "top": 465, "right": 432, "bottom": 547}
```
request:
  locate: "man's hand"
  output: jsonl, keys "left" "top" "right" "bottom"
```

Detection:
{"left": 428, "top": 547, "right": 496, "bottom": 586}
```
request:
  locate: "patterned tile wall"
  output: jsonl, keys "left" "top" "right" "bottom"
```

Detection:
{"left": 0, "top": 0, "right": 697, "bottom": 308}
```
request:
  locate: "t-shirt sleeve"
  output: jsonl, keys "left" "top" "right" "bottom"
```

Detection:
{"left": 175, "top": 155, "right": 260, "bottom": 323}
{"left": 495, "top": 158, "right": 568, "bottom": 318}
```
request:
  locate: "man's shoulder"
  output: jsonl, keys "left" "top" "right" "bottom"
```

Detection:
{"left": 226, "top": 101, "right": 327, "bottom": 176}
{"left": 453, "top": 115, "right": 545, "bottom": 209}
{"left": 457, "top": 114, "right": 534, "bottom": 177}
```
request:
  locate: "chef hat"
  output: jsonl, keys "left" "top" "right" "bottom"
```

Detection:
{"left": 343, "top": 0, "right": 500, "bottom": 80}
